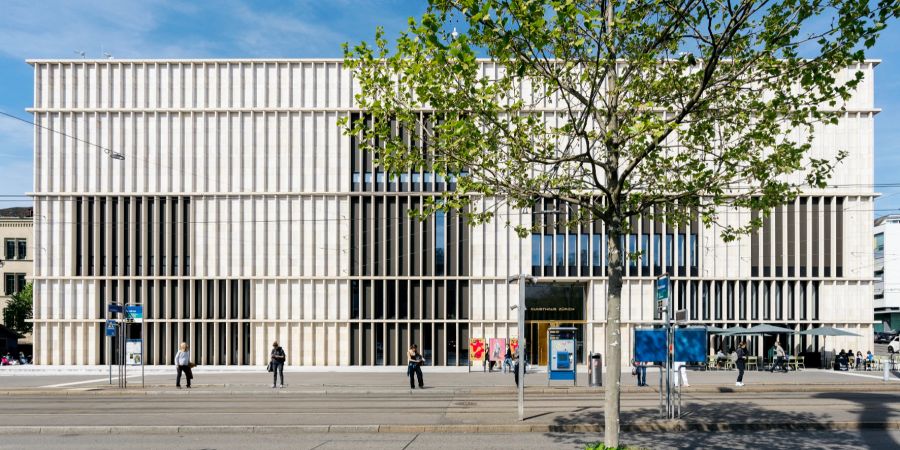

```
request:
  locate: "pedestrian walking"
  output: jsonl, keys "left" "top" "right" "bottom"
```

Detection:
{"left": 512, "top": 350, "right": 524, "bottom": 387}
{"left": 735, "top": 341, "right": 748, "bottom": 387}
{"left": 270, "top": 341, "right": 286, "bottom": 388}
{"left": 673, "top": 361, "right": 690, "bottom": 387}
{"left": 503, "top": 345, "right": 513, "bottom": 373}
{"left": 174, "top": 342, "right": 193, "bottom": 389}
{"left": 407, "top": 344, "right": 425, "bottom": 389}
{"left": 633, "top": 359, "right": 647, "bottom": 387}
{"left": 770, "top": 341, "right": 787, "bottom": 373}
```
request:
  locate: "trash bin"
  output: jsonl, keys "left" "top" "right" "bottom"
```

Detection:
{"left": 589, "top": 353, "right": 602, "bottom": 387}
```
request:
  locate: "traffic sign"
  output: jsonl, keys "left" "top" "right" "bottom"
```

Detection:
{"left": 108, "top": 303, "right": 123, "bottom": 314}
{"left": 105, "top": 320, "right": 117, "bottom": 337}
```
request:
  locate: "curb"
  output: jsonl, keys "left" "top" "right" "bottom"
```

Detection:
{"left": 4, "top": 382, "right": 900, "bottom": 396}
{"left": 0, "top": 421, "right": 898, "bottom": 435}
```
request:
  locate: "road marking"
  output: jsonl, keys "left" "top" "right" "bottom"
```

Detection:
{"left": 41, "top": 375, "right": 143, "bottom": 388}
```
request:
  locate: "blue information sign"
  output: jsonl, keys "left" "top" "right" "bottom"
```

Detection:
{"left": 634, "top": 329, "right": 667, "bottom": 363}
{"left": 105, "top": 320, "right": 117, "bottom": 337}
{"left": 125, "top": 305, "right": 143, "bottom": 323}
{"left": 673, "top": 327, "right": 708, "bottom": 363}
{"left": 656, "top": 276, "right": 669, "bottom": 301}
{"left": 108, "top": 303, "right": 123, "bottom": 314}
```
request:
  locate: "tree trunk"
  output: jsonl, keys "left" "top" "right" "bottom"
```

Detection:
{"left": 604, "top": 220, "right": 625, "bottom": 447}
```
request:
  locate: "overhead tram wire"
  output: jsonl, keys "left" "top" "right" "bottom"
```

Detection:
{"left": 0, "top": 110, "right": 124, "bottom": 160}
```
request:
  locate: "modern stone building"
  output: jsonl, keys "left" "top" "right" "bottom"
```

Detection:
{"left": 29, "top": 59, "right": 877, "bottom": 366}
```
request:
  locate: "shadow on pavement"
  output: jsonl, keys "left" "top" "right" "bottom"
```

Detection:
{"left": 813, "top": 392, "right": 900, "bottom": 450}
{"left": 543, "top": 401, "right": 867, "bottom": 449}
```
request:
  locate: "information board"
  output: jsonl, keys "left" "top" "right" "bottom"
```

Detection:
{"left": 125, "top": 305, "right": 143, "bottom": 323}
{"left": 634, "top": 328, "right": 667, "bottom": 363}
{"left": 673, "top": 327, "right": 708, "bottom": 363}
{"left": 125, "top": 339, "right": 142, "bottom": 366}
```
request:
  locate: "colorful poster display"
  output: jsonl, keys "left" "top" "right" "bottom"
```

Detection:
{"left": 488, "top": 338, "right": 506, "bottom": 362}
{"left": 125, "top": 339, "right": 143, "bottom": 366}
{"left": 510, "top": 338, "right": 520, "bottom": 354}
{"left": 469, "top": 338, "right": 485, "bottom": 362}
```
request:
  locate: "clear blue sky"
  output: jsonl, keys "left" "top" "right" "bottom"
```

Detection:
{"left": 1, "top": 0, "right": 898, "bottom": 218}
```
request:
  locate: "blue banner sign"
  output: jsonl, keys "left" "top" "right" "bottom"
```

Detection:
{"left": 108, "top": 303, "right": 123, "bottom": 314}
{"left": 125, "top": 305, "right": 143, "bottom": 323}
{"left": 634, "top": 329, "right": 667, "bottom": 363}
{"left": 674, "top": 327, "right": 708, "bottom": 363}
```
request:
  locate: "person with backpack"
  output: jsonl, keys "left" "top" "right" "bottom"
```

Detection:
{"left": 270, "top": 341, "right": 286, "bottom": 388}
{"left": 735, "top": 341, "right": 748, "bottom": 387}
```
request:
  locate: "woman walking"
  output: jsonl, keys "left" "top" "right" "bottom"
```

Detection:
{"left": 270, "top": 341, "right": 286, "bottom": 388}
{"left": 407, "top": 344, "right": 425, "bottom": 389}
{"left": 735, "top": 341, "right": 748, "bottom": 387}
{"left": 175, "top": 342, "right": 193, "bottom": 389}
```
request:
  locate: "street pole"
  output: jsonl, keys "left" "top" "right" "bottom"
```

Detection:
{"left": 517, "top": 274, "right": 525, "bottom": 421}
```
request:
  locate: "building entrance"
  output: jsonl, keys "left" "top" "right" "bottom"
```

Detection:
{"left": 524, "top": 284, "right": 586, "bottom": 366}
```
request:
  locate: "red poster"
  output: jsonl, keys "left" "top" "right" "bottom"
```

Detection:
{"left": 469, "top": 338, "right": 485, "bottom": 362}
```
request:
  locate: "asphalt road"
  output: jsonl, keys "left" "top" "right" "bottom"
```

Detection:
{"left": 1, "top": 430, "right": 898, "bottom": 450}
{"left": 2, "top": 389, "right": 898, "bottom": 428}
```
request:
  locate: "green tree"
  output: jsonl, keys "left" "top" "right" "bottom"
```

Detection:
{"left": 3, "top": 282, "right": 32, "bottom": 335}
{"left": 343, "top": 1, "right": 898, "bottom": 446}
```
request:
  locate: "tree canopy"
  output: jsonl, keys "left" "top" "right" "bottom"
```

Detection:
{"left": 3, "top": 282, "right": 32, "bottom": 336}
{"left": 343, "top": 0, "right": 899, "bottom": 446}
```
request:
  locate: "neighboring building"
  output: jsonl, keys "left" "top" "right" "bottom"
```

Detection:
{"left": 0, "top": 206, "right": 33, "bottom": 320}
{"left": 29, "top": 59, "right": 876, "bottom": 366}
{"left": 875, "top": 214, "right": 900, "bottom": 332}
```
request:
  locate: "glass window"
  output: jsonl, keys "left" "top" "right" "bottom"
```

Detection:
{"left": 653, "top": 235, "right": 661, "bottom": 267}
{"left": 592, "top": 234, "right": 601, "bottom": 268}
{"left": 665, "top": 234, "right": 673, "bottom": 267}
{"left": 678, "top": 234, "right": 686, "bottom": 267}
{"left": 543, "top": 235, "right": 553, "bottom": 268}
{"left": 424, "top": 173, "right": 433, "bottom": 183}
{"left": 412, "top": 173, "right": 421, "bottom": 183}
{"left": 435, "top": 212, "right": 445, "bottom": 275}
{"left": 4, "top": 240, "right": 13, "bottom": 260}
{"left": 400, "top": 173, "right": 409, "bottom": 183}
{"left": 532, "top": 235, "right": 541, "bottom": 267}
{"left": 364, "top": 172, "right": 373, "bottom": 183}
{"left": 376, "top": 171, "right": 385, "bottom": 183}
{"left": 352, "top": 172, "right": 361, "bottom": 184}
{"left": 568, "top": 235, "right": 576, "bottom": 267}
{"left": 555, "top": 235, "right": 565, "bottom": 268}
{"left": 641, "top": 234, "right": 649, "bottom": 267}
{"left": 3, "top": 273, "right": 13, "bottom": 295}
{"left": 628, "top": 234, "right": 637, "bottom": 267}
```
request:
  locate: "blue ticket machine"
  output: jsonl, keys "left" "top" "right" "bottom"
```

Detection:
{"left": 548, "top": 327, "right": 578, "bottom": 385}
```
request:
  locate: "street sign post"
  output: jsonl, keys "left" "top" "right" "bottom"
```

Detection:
{"left": 656, "top": 274, "right": 672, "bottom": 418}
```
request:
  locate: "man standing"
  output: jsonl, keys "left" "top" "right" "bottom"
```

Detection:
{"left": 270, "top": 341, "right": 286, "bottom": 388}
{"left": 735, "top": 341, "right": 748, "bottom": 387}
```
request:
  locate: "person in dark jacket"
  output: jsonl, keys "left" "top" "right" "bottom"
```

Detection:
{"left": 735, "top": 341, "right": 748, "bottom": 387}
{"left": 270, "top": 341, "right": 286, "bottom": 388}
{"left": 407, "top": 344, "right": 425, "bottom": 389}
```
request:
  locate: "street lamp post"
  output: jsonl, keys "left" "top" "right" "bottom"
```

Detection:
{"left": 508, "top": 274, "right": 534, "bottom": 421}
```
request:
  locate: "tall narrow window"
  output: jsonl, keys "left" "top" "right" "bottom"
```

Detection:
{"left": 435, "top": 211, "right": 445, "bottom": 276}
